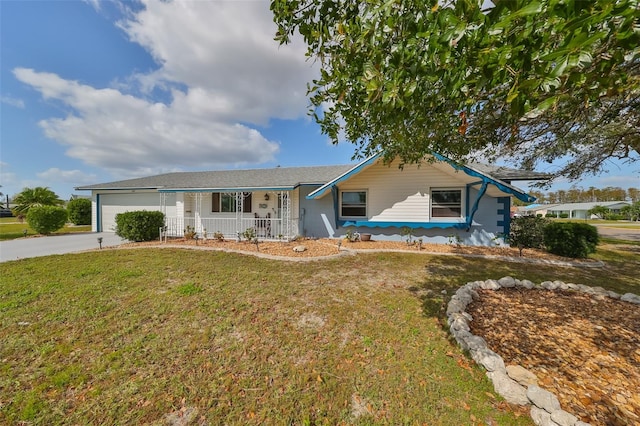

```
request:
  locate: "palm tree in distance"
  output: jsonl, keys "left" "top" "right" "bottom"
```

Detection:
{"left": 12, "top": 187, "right": 63, "bottom": 215}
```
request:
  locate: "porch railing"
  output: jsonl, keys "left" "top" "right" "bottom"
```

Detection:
{"left": 164, "top": 216, "right": 294, "bottom": 240}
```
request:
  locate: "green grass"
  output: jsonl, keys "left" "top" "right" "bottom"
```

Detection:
{"left": 1, "top": 246, "right": 638, "bottom": 425}
{"left": 0, "top": 219, "right": 91, "bottom": 240}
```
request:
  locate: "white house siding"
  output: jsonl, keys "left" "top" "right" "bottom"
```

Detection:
{"left": 339, "top": 161, "right": 470, "bottom": 222}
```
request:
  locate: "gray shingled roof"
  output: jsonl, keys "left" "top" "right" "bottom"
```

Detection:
{"left": 76, "top": 160, "right": 546, "bottom": 192}
{"left": 468, "top": 162, "right": 550, "bottom": 181}
{"left": 76, "top": 165, "right": 354, "bottom": 191}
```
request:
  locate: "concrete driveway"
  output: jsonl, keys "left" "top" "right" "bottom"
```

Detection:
{"left": 594, "top": 225, "right": 640, "bottom": 242}
{"left": 0, "top": 233, "right": 127, "bottom": 263}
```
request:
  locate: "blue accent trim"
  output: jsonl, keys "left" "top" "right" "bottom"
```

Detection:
{"left": 332, "top": 186, "right": 339, "bottom": 227}
{"left": 496, "top": 197, "right": 511, "bottom": 240}
{"left": 306, "top": 154, "right": 380, "bottom": 199}
{"left": 466, "top": 181, "right": 488, "bottom": 228}
{"left": 431, "top": 153, "right": 535, "bottom": 203}
{"left": 339, "top": 220, "right": 469, "bottom": 230}
{"left": 96, "top": 194, "right": 101, "bottom": 232}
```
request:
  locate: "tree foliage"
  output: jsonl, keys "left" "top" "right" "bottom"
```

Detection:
{"left": 26, "top": 206, "right": 68, "bottom": 235}
{"left": 271, "top": 0, "right": 640, "bottom": 181}
{"left": 12, "top": 187, "right": 63, "bottom": 215}
{"left": 67, "top": 198, "right": 92, "bottom": 225}
{"left": 508, "top": 215, "right": 548, "bottom": 256}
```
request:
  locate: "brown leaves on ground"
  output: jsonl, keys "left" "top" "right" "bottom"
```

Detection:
{"left": 467, "top": 288, "right": 640, "bottom": 426}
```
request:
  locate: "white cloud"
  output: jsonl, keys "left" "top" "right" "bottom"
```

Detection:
{"left": 37, "top": 168, "right": 98, "bottom": 185}
{"left": 14, "top": 1, "right": 317, "bottom": 177}
{"left": 1, "top": 96, "right": 25, "bottom": 109}
{"left": 14, "top": 67, "right": 280, "bottom": 177}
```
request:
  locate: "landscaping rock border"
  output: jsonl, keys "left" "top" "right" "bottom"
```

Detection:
{"left": 447, "top": 277, "right": 640, "bottom": 426}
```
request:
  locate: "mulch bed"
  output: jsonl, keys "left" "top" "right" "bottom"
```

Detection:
{"left": 123, "top": 237, "right": 595, "bottom": 263}
{"left": 466, "top": 288, "right": 640, "bottom": 426}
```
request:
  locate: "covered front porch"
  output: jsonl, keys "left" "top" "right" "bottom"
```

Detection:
{"left": 160, "top": 190, "right": 298, "bottom": 240}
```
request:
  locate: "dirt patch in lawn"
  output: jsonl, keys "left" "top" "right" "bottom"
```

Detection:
{"left": 466, "top": 288, "right": 640, "bottom": 426}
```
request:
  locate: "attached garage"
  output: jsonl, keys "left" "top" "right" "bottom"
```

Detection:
{"left": 98, "top": 192, "right": 162, "bottom": 232}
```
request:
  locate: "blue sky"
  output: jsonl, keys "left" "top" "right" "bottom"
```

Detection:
{"left": 1, "top": 0, "right": 638, "bottom": 200}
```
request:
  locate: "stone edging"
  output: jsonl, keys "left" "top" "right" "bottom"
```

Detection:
{"left": 447, "top": 277, "right": 640, "bottom": 426}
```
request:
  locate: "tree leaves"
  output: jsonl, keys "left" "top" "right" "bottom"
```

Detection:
{"left": 271, "top": 0, "right": 640, "bottom": 182}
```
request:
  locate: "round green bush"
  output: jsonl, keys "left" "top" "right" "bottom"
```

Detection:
{"left": 26, "top": 206, "right": 68, "bottom": 235}
{"left": 67, "top": 198, "right": 92, "bottom": 225}
{"left": 115, "top": 210, "right": 165, "bottom": 242}
{"left": 543, "top": 222, "right": 599, "bottom": 258}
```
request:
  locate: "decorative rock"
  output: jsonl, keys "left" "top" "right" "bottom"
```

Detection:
{"left": 621, "top": 293, "right": 640, "bottom": 304}
{"left": 519, "top": 279, "right": 535, "bottom": 289}
{"left": 450, "top": 317, "right": 470, "bottom": 332}
{"left": 480, "top": 279, "right": 500, "bottom": 290}
{"left": 530, "top": 406, "right": 558, "bottom": 426}
{"left": 527, "top": 385, "right": 562, "bottom": 413}
{"left": 541, "top": 281, "right": 560, "bottom": 290}
{"left": 292, "top": 245, "right": 307, "bottom": 253}
{"left": 551, "top": 409, "right": 579, "bottom": 426}
{"left": 446, "top": 299, "right": 465, "bottom": 316}
{"left": 464, "top": 334, "right": 487, "bottom": 351}
{"left": 574, "top": 421, "right": 592, "bottom": 426}
{"left": 487, "top": 370, "right": 529, "bottom": 405}
{"left": 472, "top": 348, "right": 505, "bottom": 372}
{"left": 498, "top": 276, "right": 516, "bottom": 288}
{"left": 506, "top": 364, "right": 538, "bottom": 387}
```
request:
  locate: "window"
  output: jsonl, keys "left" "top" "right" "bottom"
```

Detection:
{"left": 431, "top": 189, "right": 462, "bottom": 218}
{"left": 341, "top": 191, "right": 367, "bottom": 217}
{"left": 212, "top": 192, "right": 252, "bottom": 213}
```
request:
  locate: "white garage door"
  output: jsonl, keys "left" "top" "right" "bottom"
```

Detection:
{"left": 100, "top": 193, "right": 162, "bottom": 232}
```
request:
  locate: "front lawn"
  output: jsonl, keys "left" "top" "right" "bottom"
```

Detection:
{"left": 0, "top": 218, "right": 91, "bottom": 240}
{"left": 1, "top": 246, "right": 638, "bottom": 424}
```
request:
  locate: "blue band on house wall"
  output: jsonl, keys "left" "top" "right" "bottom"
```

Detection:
{"left": 339, "top": 220, "right": 469, "bottom": 230}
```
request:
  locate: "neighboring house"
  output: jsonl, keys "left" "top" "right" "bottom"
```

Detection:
{"left": 546, "top": 201, "right": 631, "bottom": 219}
{"left": 76, "top": 154, "right": 545, "bottom": 246}
{"left": 520, "top": 203, "right": 560, "bottom": 217}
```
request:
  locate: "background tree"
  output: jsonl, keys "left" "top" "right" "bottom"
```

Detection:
{"left": 272, "top": 0, "right": 639, "bottom": 182}
{"left": 12, "top": 187, "right": 63, "bottom": 215}
{"left": 67, "top": 198, "right": 92, "bottom": 225}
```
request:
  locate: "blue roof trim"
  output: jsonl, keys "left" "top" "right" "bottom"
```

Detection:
{"left": 159, "top": 187, "right": 295, "bottom": 193}
{"left": 306, "top": 154, "right": 380, "bottom": 199}
{"left": 340, "top": 220, "right": 469, "bottom": 230}
{"left": 466, "top": 181, "right": 488, "bottom": 228}
{"left": 431, "top": 153, "right": 535, "bottom": 203}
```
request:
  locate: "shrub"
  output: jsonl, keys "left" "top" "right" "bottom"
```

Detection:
{"left": 543, "top": 222, "right": 599, "bottom": 258}
{"left": 115, "top": 211, "right": 165, "bottom": 242}
{"left": 26, "top": 206, "right": 68, "bottom": 235}
{"left": 67, "top": 198, "right": 92, "bottom": 225}
{"left": 545, "top": 213, "right": 556, "bottom": 218}
{"left": 508, "top": 216, "right": 549, "bottom": 256}
{"left": 536, "top": 214, "right": 543, "bottom": 218}
{"left": 559, "top": 213, "right": 570, "bottom": 218}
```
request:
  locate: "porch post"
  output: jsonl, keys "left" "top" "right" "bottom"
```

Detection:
{"left": 195, "top": 193, "right": 203, "bottom": 234}
{"left": 281, "top": 191, "right": 291, "bottom": 239}
{"left": 235, "top": 192, "right": 244, "bottom": 237}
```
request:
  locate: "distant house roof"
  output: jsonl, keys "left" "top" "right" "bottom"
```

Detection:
{"left": 75, "top": 165, "right": 354, "bottom": 192}
{"left": 547, "top": 201, "right": 630, "bottom": 211}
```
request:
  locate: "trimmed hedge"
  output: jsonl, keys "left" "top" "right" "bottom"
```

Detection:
{"left": 543, "top": 222, "right": 599, "bottom": 258}
{"left": 67, "top": 198, "right": 92, "bottom": 225}
{"left": 115, "top": 211, "right": 165, "bottom": 242}
{"left": 26, "top": 206, "right": 68, "bottom": 235}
